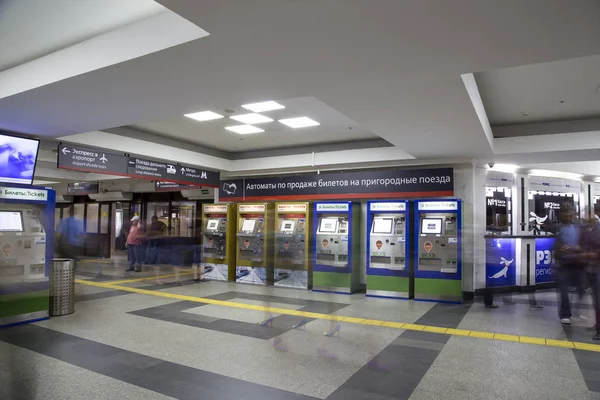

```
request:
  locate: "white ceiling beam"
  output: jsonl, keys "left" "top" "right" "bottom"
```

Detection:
{"left": 0, "top": 10, "right": 208, "bottom": 100}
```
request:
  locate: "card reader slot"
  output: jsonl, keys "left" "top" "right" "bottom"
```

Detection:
{"left": 419, "top": 258, "right": 442, "bottom": 265}
{"left": 239, "top": 250, "right": 256, "bottom": 258}
{"left": 317, "top": 253, "right": 335, "bottom": 262}
{"left": 278, "top": 251, "right": 295, "bottom": 259}
{"left": 370, "top": 256, "right": 391, "bottom": 264}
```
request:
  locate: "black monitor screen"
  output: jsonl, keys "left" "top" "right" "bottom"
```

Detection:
{"left": 0, "top": 134, "right": 40, "bottom": 185}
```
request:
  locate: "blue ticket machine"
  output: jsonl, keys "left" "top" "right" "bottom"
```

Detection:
{"left": 0, "top": 184, "right": 55, "bottom": 327}
{"left": 366, "top": 200, "right": 410, "bottom": 299}
{"left": 313, "top": 202, "right": 361, "bottom": 294}
{"left": 414, "top": 199, "right": 462, "bottom": 303}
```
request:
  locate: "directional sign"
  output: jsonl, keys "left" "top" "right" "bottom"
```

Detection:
{"left": 58, "top": 145, "right": 129, "bottom": 176}
{"left": 155, "top": 181, "right": 199, "bottom": 191}
{"left": 128, "top": 158, "right": 220, "bottom": 187}
{"left": 58, "top": 144, "right": 220, "bottom": 187}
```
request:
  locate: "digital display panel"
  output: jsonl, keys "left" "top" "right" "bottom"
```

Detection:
{"left": 372, "top": 218, "right": 393, "bottom": 234}
{"left": 241, "top": 219, "right": 256, "bottom": 233}
{"left": 421, "top": 218, "right": 442, "bottom": 234}
{"left": 206, "top": 219, "right": 219, "bottom": 231}
{"left": 319, "top": 217, "right": 338, "bottom": 233}
{"left": 279, "top": 219, "right": 295, "bottom": 233}
{"left": 0, "top": 134, "right": 40, "bottom": 185}
{"left": 0, "top": 211, "right": 24, "bottom": 232}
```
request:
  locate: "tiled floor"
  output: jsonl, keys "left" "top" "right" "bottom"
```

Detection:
{"left": 2, "top": 262, "right": 600, "bottom": 399}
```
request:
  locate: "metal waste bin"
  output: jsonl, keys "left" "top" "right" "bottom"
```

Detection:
{"left": 50, "top": 258, "right": 75, "bottom": 316}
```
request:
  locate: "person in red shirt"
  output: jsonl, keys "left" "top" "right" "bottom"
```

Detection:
{"left": 126, "top": 216, "right": 145, "bottom": 272}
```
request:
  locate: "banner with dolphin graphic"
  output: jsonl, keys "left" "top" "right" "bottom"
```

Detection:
{"left": 485, "top": 238, "right": 517, "bottom": 287}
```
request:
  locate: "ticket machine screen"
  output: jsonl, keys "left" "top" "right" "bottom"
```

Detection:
{"left": 241, "top": 219, "right": 257, "bottom": 234}
{"left": 319, "top": 217, "right": 338, "bottom": 233}
{"left": 279, "top": 219, "right": 296, "bottom": 233}
{"left": 206, "top": 219, "right": 220, "bottom": 232}
{"left": 421, "top": 218, "right": 442, "bottom": 234}
{"left": 0, "top": 211, "right": 23, "bottom": 232}
{"left": 372, "top": 218, "right": 393, "bottom": 234}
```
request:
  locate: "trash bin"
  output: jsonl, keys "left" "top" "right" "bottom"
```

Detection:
{"left": 50, "top": 258, "right": 75, "bottom": 317}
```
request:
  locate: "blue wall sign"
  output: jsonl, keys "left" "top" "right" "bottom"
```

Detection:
{"left": 485, "top": 238, "right": 517, "bottom": 287}
{"left": 535, "top": 237, "right": 556, "bottom": 283}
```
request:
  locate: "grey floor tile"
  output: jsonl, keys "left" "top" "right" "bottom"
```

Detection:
{"left": 0, "top": 342, "right": 175, "bottom": 400}
{"left": 397, "top": 330, "right": 448, "bottom": 344}
{"left": 327, "top": 388, "right": 400, "bottom": 400}
{"left": 341, "top": 345, "right": 439, "bottom": 398}
{"left": 75, "top": 289, "right": 132, "bottom": 303}
{"left": 1, "top": 325, "right": 317, "bottom": 399}
{"left": 108, "top": 351, "right": 165, "bottom": 369}
{"left": 413, "top": 303, "right": 472, "bottom": 328}
{"left": 391, "top": 337, "right": 445, "bottom": 351}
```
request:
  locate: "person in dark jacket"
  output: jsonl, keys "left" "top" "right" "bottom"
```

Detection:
{"left": 554, "top": 203, "right": 585, "bottom": 324}
{"left": 580, "top": 215, "right": 600, "bottom": 340}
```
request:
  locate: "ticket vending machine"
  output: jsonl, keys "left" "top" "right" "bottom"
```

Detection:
{"left": 366, "top": 201, "right": 410, "bottom": 299}
{"left": 201, "top": 204, "right": 236, "bottom": 281}
{"left": 274, "top": 202, "right": 311, "bottom": 289}
{"left": 313, "top": 202, "right": 361, "bottom": 294}
{"left": 0, "top": 184, "right": 55, "bottom": 327}
{"left": 414, "top": 199, "right": 462, "bottom": 303}
{"left": 236, "top": 203, "right": 274, "bottom": 285}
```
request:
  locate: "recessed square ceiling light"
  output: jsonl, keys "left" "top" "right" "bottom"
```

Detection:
{"left": 225, "top": 125, "right": 265, "bottom": 134}
{"left": 242, "top": 101, "right": 285, "bottom": 113}
{"left": 184, "top": 111, "right": 224, "bottom": 122}
{"left": 278, "top": 116, "right": 320, "bottom": 128}
{"left": 229, "top": 113, "right": 274, "bottom": 124}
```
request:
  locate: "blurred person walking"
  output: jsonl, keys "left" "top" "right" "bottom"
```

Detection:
{"left": 56, "top": 215, "right": 84, "bottom": 260}
{"left": 126, "top": 216, "right": 145, "bottom": 272}
{"left": 554, "top": 203, "right": 585, "bottom": 324}
{"left": 580, "top": 215, "right": 600, "bottom": 340}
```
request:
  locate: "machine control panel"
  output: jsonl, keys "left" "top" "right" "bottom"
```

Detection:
{"left": 369, "top": 214, "right": 406, "bottom": 270}
{"left": 203, "top": 216, "right": 227, "bottom": 260}
{"left": 275, "top": 217, "right": 306, "bottom": 264}
{"left": 237, "top": 218, "right": 265, "bottom": 262}
{"left": 316, "top": 216, "right": 349, "bottom": 267}
{"left": 417, "top": 212, "right": 458, "bottom": 273}
{"left": 0, "top": 208, "right": 47, "bottom": 283}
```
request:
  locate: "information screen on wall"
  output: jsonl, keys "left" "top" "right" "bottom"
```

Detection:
{"left": 0, "top": 134, "right": 40, "bottom": 185}
{"left": 220, "top": 168, "right": 453, "bottom": 201}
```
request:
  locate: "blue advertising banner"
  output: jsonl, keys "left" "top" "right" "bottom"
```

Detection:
{"left": 486, "top": 238, "right": 517, "bottom": 287}
{"left": 535, "top": 237, "right": 556, "bottom": 283}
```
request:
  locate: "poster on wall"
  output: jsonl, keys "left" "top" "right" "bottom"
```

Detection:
{"left": 219, "top": 168, "right": 453, "bottom": 201}
{"left": 528, "top": 194, "right": 575, "bottom": 236}
{"left": 485, "top": 238, "right": 517, "bottom": 288}
{"left": 486, "top": 189, "right": 510, "bottom": 235}
{"left": 535, "top": 238, "right": 556, "bottom": 283}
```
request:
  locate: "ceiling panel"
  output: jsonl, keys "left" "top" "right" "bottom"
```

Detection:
{"left": 0, "top": 0, "right": 164, "bottom": 71}
{"left": 476, "top": 54, "right": 600, "bottom": 126}
{"left": 130, "top": 96, "right": 379, "bottom": 152}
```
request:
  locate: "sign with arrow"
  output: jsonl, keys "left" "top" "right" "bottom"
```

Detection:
{"left": 58, "top": 145, "right": 129, "bottom": 176}
{"left": 57, "top": 144, "right": 220, "bottom": 187}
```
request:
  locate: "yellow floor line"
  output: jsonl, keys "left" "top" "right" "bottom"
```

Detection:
{"left": 74, "top": 279, "right": 600, "bottom": 353}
